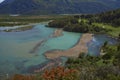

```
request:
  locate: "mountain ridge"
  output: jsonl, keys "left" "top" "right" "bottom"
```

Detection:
{"left": 0, "top": 0, "right": 120, "bottom": 15}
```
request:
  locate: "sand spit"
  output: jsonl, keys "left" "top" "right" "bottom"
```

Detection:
{"left": 52, "top": 29, "right": 63, "bottom": 37}
{"left": 45, "top": 33, "right": 93, "bottom": 59}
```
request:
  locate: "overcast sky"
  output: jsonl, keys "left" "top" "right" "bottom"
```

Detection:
{"left": 0, "top": 0, "right": 5, "bottom": 3}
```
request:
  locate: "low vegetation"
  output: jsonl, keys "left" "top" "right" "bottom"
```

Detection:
{"left": 0, "top": 15, "right": 66, "bottom": 26}
{"left": 65, "top": 43, "right": 120, "bottom": 80}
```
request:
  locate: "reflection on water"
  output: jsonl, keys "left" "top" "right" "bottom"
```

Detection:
{"left": 88, "top": 34, "right": 118, "bottom": 56}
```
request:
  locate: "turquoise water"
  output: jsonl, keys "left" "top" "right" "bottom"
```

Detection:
{"left": 0, "top": 23, "right": 81, "bottom": 75}
{"left": 0, "top": 23, "right": 118, "bottom": 76}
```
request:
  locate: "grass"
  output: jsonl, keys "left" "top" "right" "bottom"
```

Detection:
{"left": 92, "top": 23, "right": 120, "bottom": 37}
{"left": 0, "top": 15, "right": 67, "bottom": 27}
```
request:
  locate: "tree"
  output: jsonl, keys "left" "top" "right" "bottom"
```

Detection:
{"left": 78, "top": 52, "right": 86, "bottom": 58}
{"left": 118, "top": 33, "right": 120, "bottom": 40}
{"left": 102, "top": 52, "right": 113, "bottom": 60}
{"left": 103, "top": 41, "right": 108, "bottom": 48}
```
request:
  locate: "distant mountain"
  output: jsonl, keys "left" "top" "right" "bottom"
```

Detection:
{"left": 0, "top": 0, "right": 120, "bottom": 15}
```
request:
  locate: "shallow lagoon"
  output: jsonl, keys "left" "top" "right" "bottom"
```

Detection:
{"left": 0, "top": 23, "right": 81, "bottom": 75}
{"left": 0, "top": 23, "right": 118, "bottom": 75}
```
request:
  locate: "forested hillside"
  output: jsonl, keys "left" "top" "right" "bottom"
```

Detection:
{"left": 0, "top": 0, "right": 120, "bottom": 14}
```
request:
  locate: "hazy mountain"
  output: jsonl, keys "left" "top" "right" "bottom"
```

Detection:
{"left": 0, "top": 0, "right": 120, "bottom": 15}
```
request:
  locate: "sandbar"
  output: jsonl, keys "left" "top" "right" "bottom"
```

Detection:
{"left": 45, "top": 33, "right": 93, "bottom": 59}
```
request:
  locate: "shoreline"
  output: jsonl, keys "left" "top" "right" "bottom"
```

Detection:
{"left": 45, "top": 33, "right": 93, "bottom": 59}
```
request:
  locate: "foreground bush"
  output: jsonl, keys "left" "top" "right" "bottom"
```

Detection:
{"left": 42, "top": 66, "right": 78, "bottom": 80}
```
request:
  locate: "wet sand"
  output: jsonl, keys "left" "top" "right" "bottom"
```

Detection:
{"left": 30, "top": 40, "right": 46, "bottom": 53}
{"left": 45, "top": 33, "right": 93, "bottom": 59}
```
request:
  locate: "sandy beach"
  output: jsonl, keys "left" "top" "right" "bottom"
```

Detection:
{"left": 45, "top": 33, "right": 93, "bottom": 59}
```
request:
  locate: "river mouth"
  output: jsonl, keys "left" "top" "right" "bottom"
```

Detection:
{"left": 0, "top": 23, "right": 118, "bottom": 76}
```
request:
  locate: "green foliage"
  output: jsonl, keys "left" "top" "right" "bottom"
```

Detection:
{"left": 118, "top": 33, "right": 120, "bottom": 40}
{"left": 48, "top": 16, "right": 108, "bottom": 33}
{"left": 102, "top": 52, "right": 113, "bottom": 60}
{"left": 78, "top": 52, "right": 86, "bottom": 58}
{"left": 0, "top": 15, "right": 65, "bottom": 26}
{"left": 102, "top": 41, "right": 108, "bottom": 48}
{"left": 65, "top": 44, "right": 120, "bottom": 80}
{"left": 97, "top": 9, "right": 120, "bottom": 27}
{"left": 48, "top": 19, "right": 67, "bottom": 28}
{"left": 48, "top": 9, "right": 120, "bottom": 37}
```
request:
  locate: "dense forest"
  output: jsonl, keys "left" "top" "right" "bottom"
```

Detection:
{"left": 48, "top": 9, "right": 120, "bottom": 37}
{"left": 87, "top": 8, "right": 120, "bottom": 27}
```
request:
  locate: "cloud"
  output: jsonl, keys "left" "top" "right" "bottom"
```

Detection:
{"left": 0, "top": 0, "right": 5, "bottom": 3}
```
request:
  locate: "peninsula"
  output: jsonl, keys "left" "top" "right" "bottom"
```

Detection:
{"left": 45, "top": 33, "right": 93, "bottom": 59}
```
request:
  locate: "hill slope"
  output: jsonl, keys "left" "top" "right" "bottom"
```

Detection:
{"left": 0, "top": 0, "right": 120, "bottom": 15}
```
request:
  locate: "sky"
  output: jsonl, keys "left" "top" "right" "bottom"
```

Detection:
{"left": 0, "top": 0, "right": 5, "bottom": 3}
